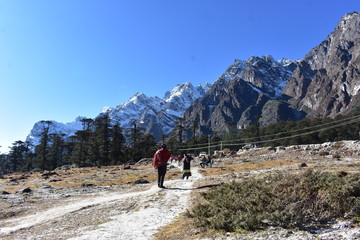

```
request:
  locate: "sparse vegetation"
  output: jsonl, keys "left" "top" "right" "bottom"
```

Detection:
{"left": 190, "top": 169, "right": 360, "bottom": 232}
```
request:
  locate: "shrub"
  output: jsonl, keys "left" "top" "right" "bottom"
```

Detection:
{"left": 319, "top": 151, "right": 330, "bottom": 156}
{"left": 191, "top": 170, "right": 360, "bottom": 232}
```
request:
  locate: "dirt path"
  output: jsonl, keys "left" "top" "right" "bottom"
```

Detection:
{"left": 0, "top": 165, "right": 202, "bottom": 240}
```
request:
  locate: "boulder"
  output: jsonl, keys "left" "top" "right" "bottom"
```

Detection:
{"left": 299, "top": 163, "right": 308, "bottom": 168}
{"left": 81, "top": 183, "right": 95, "bottom": 187}
{"left": 17, "top": 188, "right": 32, "bottom": 194}
{"left": 133, "top": 179, "right": 150, "bottom": 184}
{"left": 42, "top": 172, "right": 58, "bottom": 178}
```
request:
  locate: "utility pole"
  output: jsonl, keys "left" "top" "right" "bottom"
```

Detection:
{"left": 208, "top": 135, "right": 211, "bottom": 155}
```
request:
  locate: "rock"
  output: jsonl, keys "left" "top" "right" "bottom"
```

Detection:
{"left": 55, "top": 164, "right": 79, "bottom": 170}
{"left": 299, "top": 163, "right": 308, "bottom": 168}
{"left": 81, "top": 183, "right": 95, "bottom": 187}
{"left": 268, "top": 147, "right": 276, "bottom": 152}
{"left": 55, "top": 165, "right": 71, "bottom": 170}
{"left": 276, "top": 146, "right": 286, "bottom": 152}
{"left": 338, "top": 171, "right": 348, "bottom": 177}
{"left": 1, "top": 191, "right": 10, "bottom": 194}
{"left": 49, "top": 179, "right": 61, "bottom": 182}
{"left": 42, "top": 172, "right": 58, "bottom": 178}
{"left": 310, "top": 149, "right": 319, "bottom": 155}
{"left": 17, "top": 188, "right": 32, "bottom": 193}
{"left": 133, "top": 179, "right": 150, "bottom": 184}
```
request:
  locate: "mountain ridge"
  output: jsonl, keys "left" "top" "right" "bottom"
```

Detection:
{"left": 181, "top": 11, "right": 360, "bottom": 138}
{"left": 26, "top": 12, "right": 360, "bottom": 146}
{"left": 26, "top": 82, "right": 210, "bottom": 146}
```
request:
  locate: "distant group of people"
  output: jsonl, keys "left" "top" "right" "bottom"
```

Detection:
{"left": 152, "top": 143, "right": 197, "bottom": 188}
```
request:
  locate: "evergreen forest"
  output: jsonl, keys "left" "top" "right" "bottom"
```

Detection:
{"left": 1, "top": 111, "right": 360, "bottom": 173}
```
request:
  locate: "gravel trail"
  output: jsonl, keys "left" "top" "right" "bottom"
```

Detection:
{"left": 0, "top": 165, "right": 201, "bottom": 240}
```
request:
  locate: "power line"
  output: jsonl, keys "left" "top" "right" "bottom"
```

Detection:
{"left": 225, "top": 117, "right": 360, "bottom": 147}
{"left": 182, "top": 114, "right": 360, "bottom": 149}
{"left": 178, "top": 115, "right": 360, "bottom": 152}
{"left": 221, "top": 114, "right": 360, "bottom": 144}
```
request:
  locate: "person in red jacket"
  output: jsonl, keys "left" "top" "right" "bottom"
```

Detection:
{"left": 153, "top": 143, "right": 171, "bottom": 188}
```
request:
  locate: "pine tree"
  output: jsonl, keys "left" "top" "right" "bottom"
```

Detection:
{"left": 9, "top": 141, "right": 27, "bottom": 171}
{"left": 35, "top": 121, "right": 52, "bottom": 171}
{"left": 89, "top": 114, "right": 111, "bottom": 166}
{"left": 48, "top": 134, "right": 65, "bottom": 170}
{"left": 110, "top": 123, "right": 125, "bottom": 164}
{"left": 177, "top": 117, "right": 184, "bottom": 144}
{"left": 70, "top": 129, "right": 92, "bottom": 167}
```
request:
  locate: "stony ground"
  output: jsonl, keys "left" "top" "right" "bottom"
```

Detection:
{"left": 1, "top": 140, "right": 360, "bottom": 240}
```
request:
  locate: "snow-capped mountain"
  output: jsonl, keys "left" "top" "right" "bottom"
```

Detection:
{"left": 26, "top": 117, "right": 85, "bottom": 147}
{"left": 181, "top": 12, "right": 360, "bottom": 137}
{"left": 180, "top": 55, "right": 301, "bottom": 136}
{"left": 222, "top": 55, "right": 295, "bottom": 98}
{"left": 26, "top": 12, "right": 360, "bottom": 147}
{"left": 101, "top": 82, "right": 211, "bottom": 140}
{"left": 26, "top": 82, "right": 210, "bottom": 145}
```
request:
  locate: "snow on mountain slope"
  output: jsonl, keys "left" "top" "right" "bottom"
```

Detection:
{"left": 25, "top": 55, "right": 293, "bottom": 146}
{"left": 26, "top": 117, "right": 85, "bottom": 147}
{"left": 221, "top": 55, "right": 295, "bottom": 98}
{"left": 103, "top": 82, "right": 210, "bottom": 139}
{"left": 26, "top": 82, "right": 210, "bottom": 145}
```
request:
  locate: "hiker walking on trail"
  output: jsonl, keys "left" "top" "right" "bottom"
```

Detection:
{"left": 153, "top": 143, "right": 171, "bottom": 188}
{"left": 182, "top": 154, "right": 193, "bottom": 180}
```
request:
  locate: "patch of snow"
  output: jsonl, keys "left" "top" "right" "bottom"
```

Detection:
{"left": 247, "top": 82, "right": 267, "bottom": 96}
{"left": 101, "top": 106, "right": 112, "bottom": 113}
{"left": 352, "top": 83, "right": 360, "bottom": 96}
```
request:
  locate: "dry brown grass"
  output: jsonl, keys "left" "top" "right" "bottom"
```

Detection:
{"left": 198, "top": 158, "right": 301, "bottom": 176}
{"left": 153, "top": 213, "right": 222, "bottom": 240}
{"left": 2, "top": 146, "right": 359, "bottom": 239}
{"left": 0, "top": 164, "right": 182, "bottom": 193}
{"left": 154, "top": 147, "right": 360, "bottom": 239}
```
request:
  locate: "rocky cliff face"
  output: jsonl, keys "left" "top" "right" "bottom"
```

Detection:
{"left": 26, "top": 12, "right": 360, "bottom": 145}
{"left": 181, "top": 12, "right": 360, "bottom": 138}
{"left": 283, "top": 11, "right": 360, "bottom": 117}
{"left": 181, "top": 55, "right": 303, "bottom": 137}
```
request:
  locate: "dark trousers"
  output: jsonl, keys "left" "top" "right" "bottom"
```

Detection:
{"left": 157, "top": 165, "right": 167, "bottom": 187}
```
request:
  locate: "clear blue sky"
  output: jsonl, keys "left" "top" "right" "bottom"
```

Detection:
{"left": 0, "top": 0, "right": 358, "bottom": 153}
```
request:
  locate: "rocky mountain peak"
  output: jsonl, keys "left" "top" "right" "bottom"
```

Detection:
{"left": 221, "top": 55, "right": 294, "bottom": 98}
{"left": 304, "top": 11, "right": 359, "bottom": 70}
{"left": 26, "top": 82, "right": 210, "bottom": 145}
{"left": 337, "top": 11, "right": 360, "bottom": 33}
{"left": 181, "top": 12, "right": 360, "bottom": 138}
{"left": 25, "top": 12, "right": 360, "bottom": 147}
{"left": 283, "top": 11, "right": 360, "bottom": 117}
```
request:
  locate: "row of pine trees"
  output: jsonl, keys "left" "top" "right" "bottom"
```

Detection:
{"left": 0, "top": 114, "right": 157, "bottom": 173}
{"left": 1, "top": 111, "right": 360, "bottom": 173}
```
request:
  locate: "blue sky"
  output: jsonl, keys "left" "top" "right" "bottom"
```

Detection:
{"left": 0, "top": 0, "right": 358, "bottom": 153}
